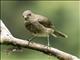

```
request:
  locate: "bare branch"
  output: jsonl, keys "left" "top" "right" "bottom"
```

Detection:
{"left": 0, "top": 20, "right": 80, "bottom": 60}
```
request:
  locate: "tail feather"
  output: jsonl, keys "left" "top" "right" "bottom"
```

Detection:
{"left": 51, "top": 30, "right": 68, "bottom": 38}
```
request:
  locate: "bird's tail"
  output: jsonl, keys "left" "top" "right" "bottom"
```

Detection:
{"left": 51, "top": 30, "right": 68, "bottom": 38}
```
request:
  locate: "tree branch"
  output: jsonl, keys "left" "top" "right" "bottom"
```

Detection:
{"left": 0, "top": 20, "right": 79, "bottom": 60}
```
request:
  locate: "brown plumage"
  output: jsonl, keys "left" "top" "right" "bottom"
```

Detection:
{"left": 23, "top": 10, "right": 68, "bottom": 38}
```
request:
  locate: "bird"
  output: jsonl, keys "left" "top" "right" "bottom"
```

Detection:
{"left": 22, "top": 10, "right": 68, "bottom": 47}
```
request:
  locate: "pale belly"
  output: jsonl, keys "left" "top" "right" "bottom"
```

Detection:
{"left": 31, "top": 28, "right": 54, "bottom": 37}
{"left": 32, "top": 31, "right": 49, "bottom": 37}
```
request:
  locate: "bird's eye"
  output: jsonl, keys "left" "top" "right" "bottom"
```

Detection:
{"left": 28, "top": 14, "right": 31, "bottom": 16}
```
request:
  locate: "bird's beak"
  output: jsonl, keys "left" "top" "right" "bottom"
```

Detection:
{"left": 24, "top": 16, "right": 27, "bottom": 18}
{"left": 23, "top": 16, "right": 28, "bottom": 20}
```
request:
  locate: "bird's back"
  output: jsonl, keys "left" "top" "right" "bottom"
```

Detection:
{"left": 35, "top": 14, "right": 53, "bottom": 28}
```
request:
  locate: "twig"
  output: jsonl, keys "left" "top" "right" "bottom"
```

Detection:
{"left": 0, "top": 20, "right": 80, "bottom": 60}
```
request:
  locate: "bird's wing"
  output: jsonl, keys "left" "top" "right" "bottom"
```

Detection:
{"left": 38, "top": 15, "right": 54, "bottom": 28}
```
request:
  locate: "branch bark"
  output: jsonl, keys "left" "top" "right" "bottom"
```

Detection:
{"left": 0, "top": 20, "right": 80, "bottom": 60}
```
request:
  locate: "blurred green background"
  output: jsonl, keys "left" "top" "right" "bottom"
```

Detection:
{"left": 1, "top": 1, "right": 80, "bottom": 60}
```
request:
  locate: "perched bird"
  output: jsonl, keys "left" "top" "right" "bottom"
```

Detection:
{"left": 22, "top": 10, "right": 68, "bottom": 46}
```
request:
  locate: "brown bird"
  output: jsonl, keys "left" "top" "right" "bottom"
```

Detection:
{"left": 22, "top": 10, "right": 68, "bottom": 46}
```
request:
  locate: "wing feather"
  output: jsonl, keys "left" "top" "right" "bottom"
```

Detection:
{"left": 38, "top": 16, "right": 53, "bottom": 28}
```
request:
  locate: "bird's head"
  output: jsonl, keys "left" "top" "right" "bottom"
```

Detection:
{"left": 22, "top": 10, "right": 32, "bottom": 20}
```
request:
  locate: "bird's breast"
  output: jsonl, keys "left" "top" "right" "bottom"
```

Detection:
{"left": 25, "top": 21, "right": 43, "bottom": 34}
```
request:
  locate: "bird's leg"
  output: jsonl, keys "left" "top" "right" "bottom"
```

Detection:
{"left": 47, "top": 35, "right": 50, "bottom": 47}
{"left": 28, "top": 36, "right": 36, "bottom": 45}
{"left": 47, "top": 35, "right": 51, "bottom": 60}
{"left": 47, "top": 35, "right": 50, "bottom": 51}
